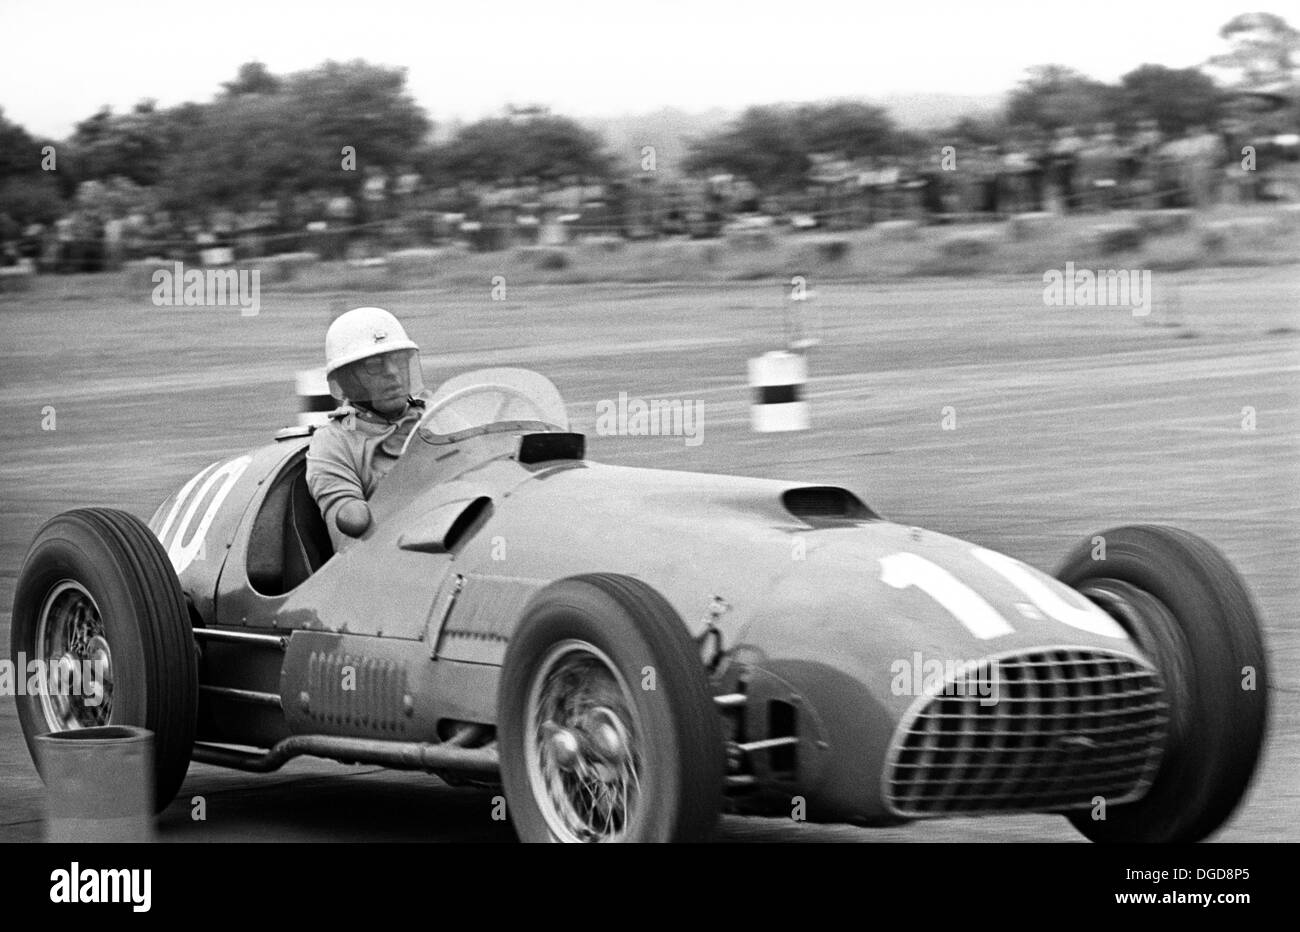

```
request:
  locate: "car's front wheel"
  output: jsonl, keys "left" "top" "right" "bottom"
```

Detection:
{"left": 498, "top": 574, "right": 724, "bottom": 842}
{"left": 1056, "top": 525, "right": 1269, "bottom": 842}
{"left": 11, "top": 508, "right": 198, "bottom": 812}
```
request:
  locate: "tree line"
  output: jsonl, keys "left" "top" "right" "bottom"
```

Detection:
{"left": 0, "top": 12, "right": 1294, "bottom": 227}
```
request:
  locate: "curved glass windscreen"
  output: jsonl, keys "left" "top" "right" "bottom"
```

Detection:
{"left": 417, "top": 367, "right": 570, "bottom": 437}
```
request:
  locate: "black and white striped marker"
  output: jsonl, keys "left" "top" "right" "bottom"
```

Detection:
{"left": 748, "top": 351, "right": 809, "bottom": 432}
{"left": 296, "top": 368, "right": 334, "bottom": 428}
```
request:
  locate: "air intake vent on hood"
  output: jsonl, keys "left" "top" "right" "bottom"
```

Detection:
{"left": 782, "top": 486, "right": 876, "bottom": 523}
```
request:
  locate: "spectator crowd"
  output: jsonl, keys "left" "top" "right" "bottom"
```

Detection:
{"left": 3, "top": 116, "right": 1297, "bottom": 274}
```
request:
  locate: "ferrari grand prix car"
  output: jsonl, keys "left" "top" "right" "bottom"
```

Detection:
{"left": 12, "top": 368, "right": 1269, "bottom": 842}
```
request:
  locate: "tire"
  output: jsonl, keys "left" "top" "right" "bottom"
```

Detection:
{"left": 1055, "top": 525, "right": 1269, "bottom": 843}
{"left": 11, "top": 508, "right": 199, "bottom": 812}
{"left": 498, "top": 574, "right": 724, "bottom": 842}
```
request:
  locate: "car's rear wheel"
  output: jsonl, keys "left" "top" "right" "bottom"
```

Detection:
{"left": 498, "top": 574, "right": 724, "bottom": 842}
{"left": 1056, "top": 525, "right": 1268, "bottom": 842}
{"left": 11, "top": 508, "right": 198, "bottom": 812}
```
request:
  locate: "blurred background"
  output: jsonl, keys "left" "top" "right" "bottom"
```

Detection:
{"left": 0, "top": 5, "right": 1297, "bottom": 274}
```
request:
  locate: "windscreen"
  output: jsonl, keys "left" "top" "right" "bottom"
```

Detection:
{"left": 419, "top": 368, "right": 570, "bottom": 436}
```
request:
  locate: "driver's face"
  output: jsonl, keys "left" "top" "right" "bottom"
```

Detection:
{"left": 342, "top": 350, "right": 413, "bottom": 416}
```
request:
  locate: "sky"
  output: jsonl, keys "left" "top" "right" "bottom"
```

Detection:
{"left": 0, "top": 0, "right": 1274, "bottom": 138}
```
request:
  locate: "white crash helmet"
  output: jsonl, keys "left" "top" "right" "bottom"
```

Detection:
{"left": 324, "top": 306, "right": 424, "bottom": 403}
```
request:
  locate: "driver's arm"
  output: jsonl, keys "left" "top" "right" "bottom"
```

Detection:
{"left": 306, "top": 428, "right": 372, "bottom": 543}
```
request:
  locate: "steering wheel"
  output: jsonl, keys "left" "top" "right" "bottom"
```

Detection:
{"left": 400, "top": 383, "right": 556, "bottom": 455}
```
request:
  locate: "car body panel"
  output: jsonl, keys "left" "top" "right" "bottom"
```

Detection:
{"left": 149, "top": 440, "right": 298, "bottom": 625}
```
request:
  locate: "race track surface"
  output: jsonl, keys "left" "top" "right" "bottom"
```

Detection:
{"left": 1, "top": 266, "right": 1296, "bottom": 841}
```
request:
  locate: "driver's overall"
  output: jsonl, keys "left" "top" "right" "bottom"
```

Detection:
{"left": 305, "top": 390, "right": 433, "bottom": 549}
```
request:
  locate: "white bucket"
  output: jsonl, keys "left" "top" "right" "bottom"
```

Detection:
{"left": 37, "top": 725, "right": 155, "bottom": 842}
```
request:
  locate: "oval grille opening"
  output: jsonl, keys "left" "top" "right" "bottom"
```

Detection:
{"left": 884, "top": 649, "right": 1168, "bottom": 818}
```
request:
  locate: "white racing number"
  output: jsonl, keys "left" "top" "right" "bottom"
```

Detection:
{"left": 880, "top": 546, "right": 1126, "bottom": 640}
{"left": 879, "top": 552, "right": 1014, "bottom": 639}
{"left": 155, "top": 455, "right": 253, "bottom": 574}
{"left": 970, "top": 547, "right": 1126, "bottom": 638}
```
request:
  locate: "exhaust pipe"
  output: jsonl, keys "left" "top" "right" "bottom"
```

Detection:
{"left": 192, "top": 734, "right": 499, "bottom": 778}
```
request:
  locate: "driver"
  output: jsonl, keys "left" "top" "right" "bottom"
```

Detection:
{"left": 306, "top": 306, "right": 433, "bottom": 546}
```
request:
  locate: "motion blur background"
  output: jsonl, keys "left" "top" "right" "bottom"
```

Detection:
{"left": 0, "top": 3, "right": 1297, "bottom": 272}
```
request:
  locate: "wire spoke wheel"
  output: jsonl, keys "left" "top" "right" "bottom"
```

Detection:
{"left": 526, "top": 640, "right": 643, "bottom": 842}
{"left": 499, "top": 574, "right": 724, "bottom": 843}
{"left": 34, "top": 580, "right": 114, "bottom": 731}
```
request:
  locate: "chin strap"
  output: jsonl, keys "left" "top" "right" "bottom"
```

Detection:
{"left": 354, "top": 400, "right": 407, "bottom": 424}
{"left": 345, "top": 394, "right": 425, "bottom": 425}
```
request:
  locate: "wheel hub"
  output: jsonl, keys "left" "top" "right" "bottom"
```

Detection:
{"left": 544, "top": 723, "right": 582, "bottom": 769}
{"left": 585, "top": 707, "right": 627, "bottom": 761}
{"left": 525, "top": 640, "right": 644, "bottom": 842}
{"left": 34, "top": 581, "right": 114, "bottom": 731}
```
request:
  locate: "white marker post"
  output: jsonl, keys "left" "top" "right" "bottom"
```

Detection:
{"left": 748, "top": 350, "right": 809, "bottom": 432}
{"left": 199, "top": 246, "right": 234, "bottom": 266}
{"left": 296, "top": 368, "right": 334, "bottom": 428}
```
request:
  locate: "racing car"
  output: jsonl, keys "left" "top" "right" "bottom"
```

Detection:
{"left": 11, "top": 368, "right": 1269, "bottom": 842}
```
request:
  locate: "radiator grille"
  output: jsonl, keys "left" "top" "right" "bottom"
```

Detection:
{"left": 884, "top": 649, "right": 1167, "bottom": 818}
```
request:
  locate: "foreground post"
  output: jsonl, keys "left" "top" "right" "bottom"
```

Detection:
{"left": 38, "top": 726, "right": 156, "bottom": 843}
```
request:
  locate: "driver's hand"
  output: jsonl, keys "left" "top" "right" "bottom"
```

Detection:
{"left": 336, "top": 500, "right": 373, "bottom": 538}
